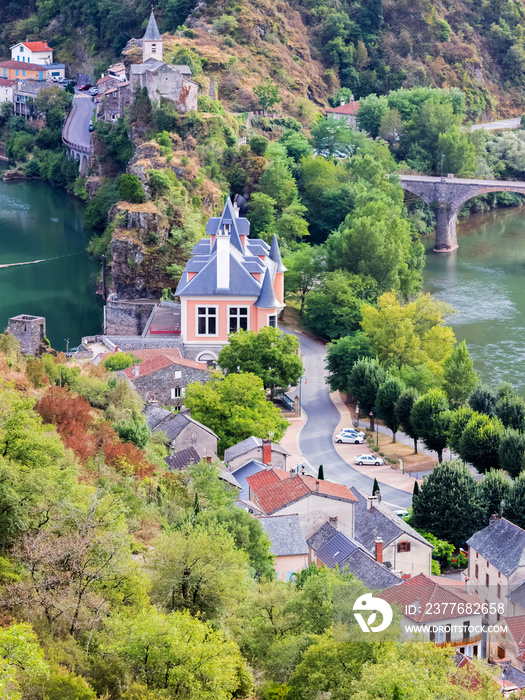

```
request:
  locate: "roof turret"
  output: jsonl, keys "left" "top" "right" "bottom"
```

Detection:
{"left": 143, "top": 10, "right": 162, "bottom": 41}
{"left": 269, "top": 234, "right": 287, "bottom": 273}
{"left": 254, "top": 268, "right": 281, "bottom": 309}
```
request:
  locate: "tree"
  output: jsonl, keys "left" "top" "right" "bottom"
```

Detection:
{"left": 498, "top": 428, "right": 525, "bottom": 478}
{"left": 410, "top": 389, "right": 450, "bottom": 462}
{"left": 447, "top": 406, "right": 475, "bottom": 454}
{"left": 458, "top": 413, "right": 503, "bottom": 473}
{"left": 304, "top": 270, "right": 377, "bottom": 340}
{"left": 183, "top": 372, "right": 288, "bottom": 457}
{"left": 0, "top": 623, "right": 49, "bottom": 700}
{"left": 442, "top": 340, "right": 477, "bottom": 407}
{"left": 395, "top": 388, "right": 419, "bottom": 453}
{"left": 495, "top": 392, "right": 525, "bottom": 430}
{"left": 104, "top": 608, "right": 252, "bottom": 700}
{"left": 481, "top": 469, "right": 511, "bottom": 520}
{"left": 275, "top": 202, "right": 310, "bottom": 243}
{"left": 247, "top": 192, "right": 277, "bottom": 237}
{"left": 376, "top": 376, "right": 405, "bottom": 441}
{"left": 325, "top": 333, "right": 376, "bottom": 393}
{"left": 348, "top": 357, "right": 387, "bottom": 430}
{"left": 372, "top": 477, "right": 380, "bottom": 497}
{"left": 260, "top": 161, "right": 298, "bottom": 212}
{"left": 469, "top": 385, "right": 497, "bottom": 416}
{"left": 218, "top": 327, "right": 303, "bottom": 398}
{"left": 284, "top": 244, "right": 324, "bottom": 315}
{"left": 104, "top": 351, "right": 139, "bottom": 371}
{"left": 118, "top": 174, "right": 146, "bottom": 203}
{"left": 412, "top": 460, "right": 485, "bottom": 545}
{"left": 505, "top": 472, "right": 525, "bottom": 529}
{"left": 310, "top": 116, "right": 359, "bottom": 157}
{"left": 378, "top": 108, "right": 404, "bottom": 151}
{"left": 318, "top": 465, "right": 325, "bottom": 480}
{"left": 413, "top": 480, "right": 420, "bottom": 500}
{"left": 254, "top": 79, "right": 280, "bottom": 113}
{"left": 438, "top": 126, "right": 476, "bottom": 177}
{"left": 356, "top": 94, "right": 389, "bottom": 137}
{"left": 149, "top": 525, "right": 250, "bottom": 619}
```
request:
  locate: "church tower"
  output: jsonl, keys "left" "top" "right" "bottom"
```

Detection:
{"left": 142, "top": 9, "right": 163, "bottom": 62}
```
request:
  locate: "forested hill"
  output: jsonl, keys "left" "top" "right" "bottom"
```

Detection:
{"left": 2, "top": 0, "right": 525, "bottom": 118}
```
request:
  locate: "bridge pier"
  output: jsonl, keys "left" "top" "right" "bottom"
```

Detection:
{"left": 433, "top": 205, "right": 459, "bottom": 253}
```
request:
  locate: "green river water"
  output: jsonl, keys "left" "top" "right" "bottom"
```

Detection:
{"left": 423, "top": 206, "right": 525, "bottom": 393}
{"left": 0, "top": 175, "right": 102, "bottom": 351}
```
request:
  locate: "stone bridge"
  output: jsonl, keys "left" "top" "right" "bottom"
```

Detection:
{"left": 62, "top": 96, "right": 93, "bottom": 174}
{"left": 399, "top": 174, "right": 525, "bottom": 252}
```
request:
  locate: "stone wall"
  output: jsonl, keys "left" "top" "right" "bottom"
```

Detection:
{"left": 129, "top": 363, "right": 209, "bottom": 406}
{"left": 7, "top": 314, "right": 46, "bottom": 355}
{"left": 130, "top": 64, "right": 198, "bottom": 112}
{"left": 174, "top": 422, "right": 217, "bottom": 459}
{"left": 105, "top": 298, "right": 156, "bottom": 335}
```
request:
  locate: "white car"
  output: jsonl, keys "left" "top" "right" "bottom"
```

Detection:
{"left": 340, "top": 428, "right": 365, "bottom": 438}
{"left": 335, "top": 433, "right": 364, "bottom": 444}
{"left": 89, "top": 86, "right": 99, "bottom": 96}
{"left": 354, "top": 454, "right": 384, "bottom": 466}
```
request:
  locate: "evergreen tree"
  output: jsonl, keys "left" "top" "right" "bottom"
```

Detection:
{"left": 495, "top": 393, "right": 525, "bottom": 431}
{"left": 447, "top": 406, "right": 475, "bottom": 454}
{"left": 442, "top": 340, "right": 478, "bottom": 407}
{"left": 413, "top": 480, "right": 420, "bottom": 500}
{"left": 458, "top": 413, "right": 503, "bottom": 474}
{"left": 348, "top": 357, "right": 386, "bottom": 430}
{"left": 469, "top": 385, "right": 497, "bottom": 417}
{"left": 376, "top": 376, "right": 405, "bottom": 442}
{"left": 505, "top": 472, "right": 525, "bottom": 529}
{"left": 318, "top": 465, "right": 325, "bottom": 480}
{"left": 412, "top": 460, "right": 484, "bottom": 545}
{"left": 395, "top": 388, "right": 419, "bottom": 453}
{"left": 372, "top": 478, "right": 380, "bottom": 497}
{"left": 480, "top": 469, "right": 511, "bottom": 521}
{"left": 410, "top": 389, "right": 450, "bottom": 462}
{"left": 499, "top": 428, "right": 525, "bottom": 478}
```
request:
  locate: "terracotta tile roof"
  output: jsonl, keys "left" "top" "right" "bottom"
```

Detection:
{"left": 247, "top": 469, "right": 356, "bottom": 514}
{"left": 101, "top": 347, "right": 208, "bottom": 375}
{"left": 97, "top": 75, "right": 114, "bottom": 84}
{"left": 506, "top": 615, "right": 525, "bottom": 650}
{"left": 380, "top": 573, "right": 482, "bottom": 623}
{"left": 21, "top": 41, "right": 52, "bottom": 51}
{"left": 123, "top": 355, "right": 174, "bottom": 379}
{"left": 0, "top": 79, "right": 16, "bottom": 87}
{"left": 0, "top": 60, "right": 45, "bottom": 71}
{"left": 326, "top": 101, "right": 360, "bottom": 115}
{"left": 247, "top": 467, "right": 289, "bottom": 492}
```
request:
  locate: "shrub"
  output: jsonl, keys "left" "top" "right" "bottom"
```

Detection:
{"left": 104, "top": 352, "right": 139, "bottom": 371}
{"left": 213, "top": 14, "right": 238, "bottom": 34}
{"left": 148, "top": 170, "right": 172, "bottom": 198}
{"left": 118, "top": 174, "right": 146, "bottom": 204}
{"left": 250, "top": 135, "right": 269, "bottom": 156}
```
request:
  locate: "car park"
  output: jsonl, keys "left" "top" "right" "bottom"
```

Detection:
{"left": 353, "top": 454, "right": 384, "bottom": 466}
{"left": 335, "top": 433, "right": 364, "bottom": 444}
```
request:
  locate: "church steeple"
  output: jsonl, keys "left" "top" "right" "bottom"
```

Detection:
{"left": 142, "top": 9, "right": 163, "bottom": 62}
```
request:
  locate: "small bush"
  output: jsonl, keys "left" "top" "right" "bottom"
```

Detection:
{"left": 148, "top": 170, "right": 172, "bottom": 198}
{"left": 118, "top": 174, "right": 146, "bottom": 204}
{"left": 104, "top": 352, "right": 139, "bottom": 371}
{"left": 213, "top": 14, "right": 238, "bottom": 35}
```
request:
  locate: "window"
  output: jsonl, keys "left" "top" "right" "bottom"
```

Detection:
{"left": 497, "top": 584, "right": 501, "bottom": 599}
{"left": 446, "top": 625, "right": 451, "bottom": 643}
{"left": 463, "top": 621, "right": 470, "bottom": 641}
{"left": 19, "top": 47, "right": 23, "bottom": 52}
{"left": 475, "top": 564, "right": 479, "bottom": 578}
{"left": 15, "top": 70, "right": 18, "bottom": 76}
{"left": 171, "top": 388, "right": 181, "bottom": 399}
{"left": 196, "top": 306, "right": 217, "bottom": 336}
{"left": 174, "top": 370, "right": 182, "bottom": 380}
{"left": 229, "top": 307, "right": 248, "bottom": 333}
{"left": 397, "top": 541, "right": 411, "bottom": 553}
{"left": 486, "top": 574, "right": 490, "bottom": 587}
{"left": 151, "top": 44, "right": 157, "bottom": 53}
{"left": 22, "top": 71, "right": 25, "bottom": 76}
{"left": 268, "top": 314, "right": 277, "bottom": 328}
{"left": 285, "top": 571, "right": 294, "bottom": 582}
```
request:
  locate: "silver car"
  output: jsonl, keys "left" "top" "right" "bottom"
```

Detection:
{"left": 335, "top": 433, "right": 364, "bottom": 444}
{"left": 354, "top": 454, "right": 384, "bottom": 466}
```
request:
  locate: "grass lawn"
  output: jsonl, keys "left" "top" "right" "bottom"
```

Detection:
{"left": 364, "top": 428, "right": 437, "bottom": 474}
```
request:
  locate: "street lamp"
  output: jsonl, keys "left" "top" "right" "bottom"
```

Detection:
{"left": 441, "top": 152, "right": 445, "bottom": 183}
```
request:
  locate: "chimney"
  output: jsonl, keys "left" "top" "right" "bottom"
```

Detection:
{"left": 340, "top": 99, "right": 345, "bottom": 106}
{"left": 463, "top": 575, "right": 470, "bottom": 594}
{"left": 401, "top": 573, "right": 411, "bottom": 580}
{"left": 262, "top": 438, "right": 272, "bottom": 465}
{"left": 216, "top": 222, "right": 230, "bottom": 290}
{"left": 367, "top": 496, "right": 379, "bottom": 511}
{"left": 133, "top": 365, "right": 140, "bottom": 378}
{"left": 315, "top": 480, "right": 320, "bottom": 492}
{"left": 489, "top": 514, "right": 500, "bottom": 524}
{"left": 374, "top": 538, "right": 383, "bottom": 564}
{"left": 329, "top": 516, "right": 338, "bottom": 529}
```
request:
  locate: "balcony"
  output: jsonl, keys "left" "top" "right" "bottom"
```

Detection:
{"left": 435, "top": 633, "right": 483, "bottom": 649}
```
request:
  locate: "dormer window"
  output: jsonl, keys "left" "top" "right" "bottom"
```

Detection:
{"left": 223, "top": 223, "right": 231, "bottom": 234}
{"left": 151, "top": 44, "right": 156, "bottom": 53}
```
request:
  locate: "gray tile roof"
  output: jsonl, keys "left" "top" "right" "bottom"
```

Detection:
{"left": 164, "top": 446, "right": 202, "bottom": 471}
{"left": 176, "top": 253, "right": 262, "bottom": 297}
{"left": 143, "top": 10, "right": 162, "bottom": 40}
{"left": 224, "top": 436, "right": 290, "bottom": 465}
{"left": 307, "top": 521, "right": 338, "bottom": 552}
{"left": 130, "top": 60, "right": 164, "bottom": 75}
{"left": 269, "top": 234, "right": 287, "bottom": 273}
{"left": 144, "top": 404, "right": 172, "bottom": 430}
{"left": 317, "top": 531, "right": 358, "bottom": 567}
{"left": 467, "top": 518, "right": 525, "bottom": 577}
{"left": 151, "top": 410, "right": 219, "bottom": 441}
{"left": 508, "top": 582, "right": 525, "bottom": 609}
{"left": 351, "top": 486, "right": 432, "bottom": 553}
{"left": 254, "top": 267, "right": 281, "bottom": 309}
{"left": 499, "top": 664, "right": 525, "bottom": 689}
{"left": 228, "top": 459, "right": 266, "bottom": 500}
{"left": 258, "top": 514, "right": 308, "bottom": 556}
{"left": 172, "top": 64, "right": 192, "bottom": 75}
{"left": 220, "top": 469, "right": 242, "bottom": 489}
{"left": 341, "top": 548, "right": 402, "bottom": 589}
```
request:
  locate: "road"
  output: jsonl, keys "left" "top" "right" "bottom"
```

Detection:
{"left": 62, "top": 94, "right": 94, "bottom": 150}
{"left": 293, "top": 331, "right": 412, "bottom": 510}
{"left": 470, "top": 117, "right": 520, "bottom": 131}
{"left": 399, "top": 173, "right": 525, "bottom": 187}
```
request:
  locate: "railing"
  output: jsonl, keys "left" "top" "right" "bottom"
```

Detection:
{"left": 434, "top": 633, "right": 482, "bottom": 649}
{"left": 62, "top": 100, "right": 92, "bottom": 154}
{"left": 280, "top": 393, "right": 295, "bottom": 411}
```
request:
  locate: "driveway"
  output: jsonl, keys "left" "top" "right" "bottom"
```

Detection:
{"left": 289, "top": 330, "right": 412, "bottom": 510}
{"left": 62, "top": 94, "right": 94, "bottom": 150}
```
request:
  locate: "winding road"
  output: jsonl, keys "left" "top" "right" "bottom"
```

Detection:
{"left": 62, "top": 93, "right": 94, "bottom": 150}
{"left": 293, "top": 331, "right": 412, "bottom": 510}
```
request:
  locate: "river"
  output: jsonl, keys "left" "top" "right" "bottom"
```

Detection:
{"left": 423, "top": 206, "right": 525, "bottom": 393}
{"left": 0, "top": 175, "right": 102, "bottom": 351}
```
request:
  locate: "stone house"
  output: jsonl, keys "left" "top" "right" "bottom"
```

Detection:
{"left": 258, "top": 514, "right": 309, "bottom": 582}
{"left": 325, "top": 98, "right": 360, "bottom": 128}
{"left": 145, "top": 405, "right": 218, "bottom": 459}
{"left": 224, "top": 436, "right": 290, "bottom": 472}
{"left": 108, "top": 347, "right": 210, "bottom": 407}
{"left": 13, "top": 81, "right": 47, "bottom": 118}
{"left": 246, "top": 468, "right": 357, "bottom": 541}
{"left": 350, "top": 488, "right": 433, "bottom": 577}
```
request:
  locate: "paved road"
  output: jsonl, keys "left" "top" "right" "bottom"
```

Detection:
{"left": 399, "top": 173, "right": 525, "bottom": 187}
{"left": 63, "top": 94, "right": 93, "bottom": 150}
{"left": 471, "top": 117, "right": 520, "bottom": 131}
{"left": 292, "top": 331, "right": 412, "bottom": 510}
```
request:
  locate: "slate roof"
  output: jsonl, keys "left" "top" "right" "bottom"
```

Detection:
{"left": 164, "top": 446, "right": 202, "bottom": 471}
{"left": 224, "top": 436, "right": 290, "bottom": 465}
{"left": 498, "top": 663, "right": 525, "bottom": 689}
{"left": 143, "top": 10, "right": 162, "bottom": 41}
{"left": 219, "top": 470, "right": 241, "bottom": 489}
{"left": 380, "top": 573, "right": 482, "bottom": 623}
{"left": 130, "top": 61, "right": 164, "bottom": 75}
{"left": 227, "top": 459, "right": 266, "bottom": 501}
{"left": 258, "top": 514, "right": 309, "bottom": 556}
{"left": 176, "top": 199, "right": 284, "bottom": 310}
{"left": 144, "top": 404, "right": 172, "bottom": 429}
{"left": 148, "top": 409, "right": 219, "bottom": 441}
{"left": 467, "top": 518, "right": 525, "bottom": 577}
{"left": 15, "top": 81, "right": 46, "bottom": 95}
{"left": 350, "top": 486, "right": 432, "bottom": 553}
{"left": 307, "top": 522, "right": 401, "bottom": 589}
{"left": 248, "top": 470, "right": 356, "bottom": 514}
{"left": 508, "top": 582, "right": 525, "bottom": 610}
{"left": 172, "top": 64, "right": 192, "bottom": 75}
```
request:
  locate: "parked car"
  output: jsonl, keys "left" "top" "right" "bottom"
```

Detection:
{"left": 335, "top": 433, "right": 364, "bottom": 444}
{"left": 89, "top": 86, "right": 98, "bottom": 96}
{"left": 88, "top": 123, "right": 94, "bottom": 132}
{"left": 340, "top": 428, "right": 365, "bottom": 438}
{"left": 394, "top": 509, "right": 409, "bottom": 518}
{"left": 79, "top": 84, "right": 91, "bottom": 91}
{"left": 354, "top": 454, "right": 384, "bottom": 466}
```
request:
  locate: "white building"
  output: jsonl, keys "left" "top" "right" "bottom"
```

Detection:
{"left": 0, "top": 78, "right": 16, "bottom": 104}
{"left": 10, "top": 41, "right": 53, "bottom": 65}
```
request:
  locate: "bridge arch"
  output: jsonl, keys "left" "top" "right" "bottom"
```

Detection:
{"left": 399, "top": 175, "right": 525, "bottom": 252}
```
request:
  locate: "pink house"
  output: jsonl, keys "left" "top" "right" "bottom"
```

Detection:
{"left": 176, "top": 198, "right": 286, "bottom": 362}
